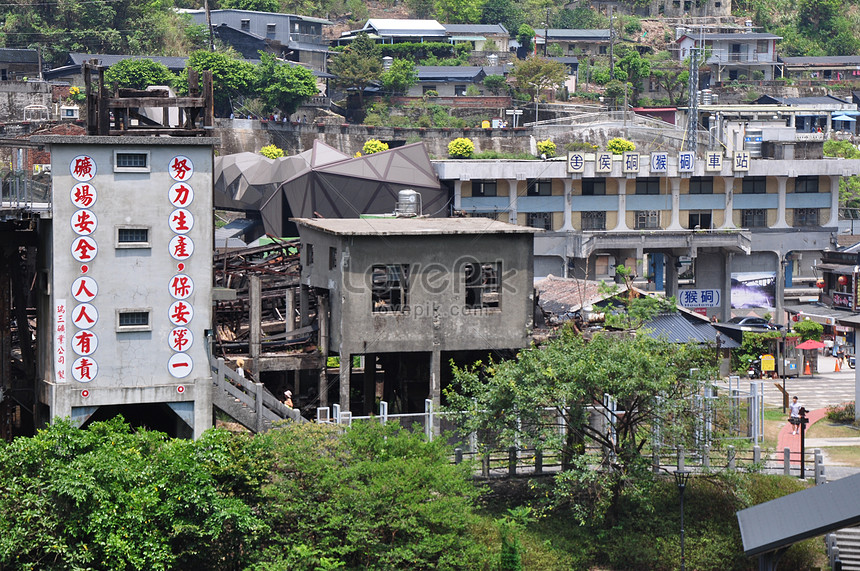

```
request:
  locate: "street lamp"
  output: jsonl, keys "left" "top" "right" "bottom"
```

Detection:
{"left": 674, "top": 470, "right": 692, "bottom": 571}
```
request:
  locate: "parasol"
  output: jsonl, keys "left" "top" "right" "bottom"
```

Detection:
{"left": 795, "top": 339, "right": 825, "bottom": 350}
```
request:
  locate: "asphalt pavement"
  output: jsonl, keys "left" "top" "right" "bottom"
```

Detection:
{"left": 753, "top": 354, "right": 857, "bottom": 411}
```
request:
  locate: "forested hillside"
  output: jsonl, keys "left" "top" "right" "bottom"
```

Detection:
{"left": 0, "top": 0, "right": 856, "bottom": 68}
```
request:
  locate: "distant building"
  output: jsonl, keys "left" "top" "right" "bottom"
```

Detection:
{"left": 0, "top": 48, "right": 40, "bottom": 81}
{"left": 442, "top": 23, "right": 510, "bottom": 52}
{"left": 676, "top": 30, "right": 782, "bottom": 82}
{"left": 538, "top": 29, "right": 611, "bottom": 57}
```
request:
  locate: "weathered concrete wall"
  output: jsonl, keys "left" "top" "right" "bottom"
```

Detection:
{"left": 0, "top": 81, "right": 51, "bottom": 122}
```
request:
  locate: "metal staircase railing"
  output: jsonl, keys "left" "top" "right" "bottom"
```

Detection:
{"left": 210, "top": 356, "right": 303, "bottom": 433}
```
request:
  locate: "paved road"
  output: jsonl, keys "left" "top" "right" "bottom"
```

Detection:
{"left": 746, "top": 354, "right": 858, "bottom": 411}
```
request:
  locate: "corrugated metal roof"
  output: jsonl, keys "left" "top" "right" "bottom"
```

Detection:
{"left": 681, "top": 32, "right": 781, "bottom": 40}
{"left": 546, "top": 29, "right": 610, "bottom": 40}
{"left": 67, "top": 53, "right": 188, "bottom": 71}
{"left": 364, "top": 19, "right": 447, "bottom": 37}
{"left": 535, "top": 276, "right": 619, "bottom": 315}
{"left": 443, "top": 24, "right": 508, "bottom": 35}
{"left": 781, "top": 56, "right": 860, "bottom": 66}
{"left": 294, "top": 217, "right": 538, "bottom": 236}
{"left": 641, "top": 313, "right": 740, "bottom": 347}
{"left": 0, "top": 48, "right": 39, "bottom": 64}
{"left": 416, "top": 66, "right": 484, "bottom": 81}
{"left": 757, "top": 94, "right": 850, "bottom": 106}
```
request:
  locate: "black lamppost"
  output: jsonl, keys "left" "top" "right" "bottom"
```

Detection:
{"left": 674, "top": 470, "right": 692, "bottom": 571}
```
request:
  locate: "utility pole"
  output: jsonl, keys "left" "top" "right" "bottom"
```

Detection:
{"left": 544, "top": 7, "right": 550, "bottom": 57}
{"left": 608, "top": 6, "right": 614, "bottom": 79}
{"left": 204, "top": 0, "right": 215, "bottom": 51}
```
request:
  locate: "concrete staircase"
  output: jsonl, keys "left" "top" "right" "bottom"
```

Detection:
{"left": 210, "top": 356, "right": 304, "bottom": 433}
{"left": 831, "top": 527, "right": 860, "bottom": 570}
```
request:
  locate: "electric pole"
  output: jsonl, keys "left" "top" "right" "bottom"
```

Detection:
{"left": 683, "top": 29, "right": 700, "bottom": 153}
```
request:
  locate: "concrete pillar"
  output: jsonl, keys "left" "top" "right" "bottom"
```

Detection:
{"left": 775, "top": 251, "right": 786, "bottom": 325}
{"left": 667, "top": 177, "right": 683, "bottom": 230}
{"left": 193, "top": 375, "right": 213, "bottom": 439}
{"left": 286, "top": 286, "right": 296, "bottom": 332}
{"left": 665, "top": 254, "right": 679, "bottom": 298}
{"left": 721, "top": 251, "right": 733, "bottom": 322}
{"left": 299, "top": 284, "right": 310, "bottom": 327}
{"left": 774, "top": 176, "right": 789, "bottom": 228}
{"left": 364, "top": 353, "right": 377, "bottom": 415}
{"left": 250, "top": 275, "right": 261, "bottom": 378}
{"left": 825, "top": 175, "right": 840, "bottom": 227}
{"left": 339, "top": 350, "right": 351, "bottom": 412}
{"left": 430, "top": 348, "right": 441, "bottom": 435}
{"left": 720, "top": 176, "right": 735, "bottom": 228}
{"left": 507, "top": 179, "right": 518, "bottom": 225}
{"left": 453, "top": 179, "right": 462, "bottom": 211}
{"left": 561, "top": 178, "right": 574, "bottom": 231}
{"left": 317, "top": 293, "right": 329, "bottom": 408}
{"left": 613, "top": 177, "right": 629, "bottom": 230}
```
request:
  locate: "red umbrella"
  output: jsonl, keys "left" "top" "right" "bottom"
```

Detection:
{"left": 795, "top": 339, "right": 826, "bottom": 350}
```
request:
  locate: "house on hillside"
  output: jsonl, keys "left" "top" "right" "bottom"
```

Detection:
{"left": 184, "top": 10, "right": 332, "bottom": 72}
{"left": 0, "top": 48, "right": 40, "bottom": 81}
{"left": 409, "top": 66, "right": 487, "bottom": 97}
{"left": 755, "top": 94, "right": 857, "bottom": 135}
{"left": 44, "top": 53, "right": 188, "bottom": 85}
{"left": 336, "top": 19, "right": 448, "bottom": 46}
{"left": 442, "top": 23, "right": 510, "bottom": 52}
{"left": 675, "top": 30, "right": 781, "bottom": 82}
{"left": 779, "top": 56, "right": 860, "bottom": 82}
{"left": 538, "top": 29, "right": 611, "bottom": 57}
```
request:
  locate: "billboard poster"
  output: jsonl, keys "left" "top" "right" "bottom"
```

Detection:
{"left": 731, "top": 272, "right": 776, "bottom": 309}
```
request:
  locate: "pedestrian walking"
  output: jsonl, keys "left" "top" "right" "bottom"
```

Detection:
{"left": 789, "top": 396, "right": 803, "bottom": 435}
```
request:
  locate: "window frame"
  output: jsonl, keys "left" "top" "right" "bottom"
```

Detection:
{"left": 688, "top": 177, "right": 713, "bottom": 194}
{"left": 742, "top": 176, "right": 767, "bottom": 194}
{"left": 581, "top": 210, "right": 606, "bottom": 230}
{"left": 635, "top": 177, "right": 660, "bottom": 195}
{"left": 116, "top": 308, "right": 152, "bottom": 332}
{"left": 526, "top": 212, "right": 553, "bottom": 230}
{"left": 464, "top": 261, "right": 501, "bottom": 311}
{"left": 371, "top": 264, "right": 410, "bottom": 313}
{"left": 794, "top": 176, "right": 819, "bottom": 193}
{"left": 113, "top": 150, "right": 150, "bottom": 173}
{"left": 742, "top": 208, "right": 767, "bottom": 228}
{"left": 473, "top": 180, "right": 497, "bottom": 197}
{"left": 526, "top": 179, "right": 552, "bottom": 196}
{"left": 794, "top": 207, "right": 819, "bottom": 227}
{"left": 687, "top": 210, "right": 712, "bottom": 229}
{"left": 581, "top": 178, "right": 606, "bottom": 196}
{"left": 115, "top": 225, "right": 151, "bottom": 249}
{"left": 635, "top": 210, "right": 660, "bottom": 229}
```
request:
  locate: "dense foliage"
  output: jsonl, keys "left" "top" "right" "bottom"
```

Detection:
{"left": 362, "top": 139, "right": 389, "bottom": 154}
{"left": 607, "top": 137, "right": 636, "bottom": 154}
{"left": 448, "top": 137, "right": 475, "bottom": 158}
{"left": 260, "top": 144, "right": 286, "bottom": 158}
{"left": 103, "top": 59, "right": 176, "bottom": 90}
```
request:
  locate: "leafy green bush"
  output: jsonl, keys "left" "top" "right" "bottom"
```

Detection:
{"left": 565, "top": 141, "right": 599, "bottom": 152}
{"left": 536, "top": 139, "right": 557, "bottom": 158}
{"left": 448, "top": 137, "right": 475, "bottom": 158}
{"left": 259, "top": 144, "right": 285, "bottom": 159}
{"left": 826, "top": 401, "right": 857, "bottom": 424}
{"left": 793, "top": 318, "right": 823, "bottom": 341}
{"left": 607, "top": 137, "right": 636, "bottom": 154}
{"left": 362, "top": 139, "right": 389, "bottom": 154}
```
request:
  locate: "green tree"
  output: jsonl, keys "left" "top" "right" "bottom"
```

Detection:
{"left": 434, "top": 0, "right": 484, "bottom": 24}
{"left": 516, "top": 24, "right": 535, "bottom": 54}
{"left": 103, "top": 58, "right": 176, "bottom": 90}
{"left": 380, "top": 59, "right": 418, "bottom": 95}
{"left": 329, "top": 33, "right": 382, "bottom": 109}
{"left": 362, "top": 139, "right": 389, "bottom": 154}
{"left": 481, "top": 0, "right": 524, "bottom": 36}
{"left": 221, "top": 0, "right": 279, "bottom": 10}
{"left": 254, "top": 422, "right": 487, "bottom": 569}
{"left": 260, "top": 144, "right": 285, "bottom": 158}
{"left": 511, "top": 56, "right": 567, "bottom": 103}
{"left": 648, "top": 52, "right": 689, "bottom": 106}
{"left": 823, "top": 140, "right": 860, "bottom": 208}
{"left": 793, "top": 318, "right": 823, "bottom": 341}
{"left": 178, "top": 49, "right": 257, "bottom": 115}
{"left": 254, "top": 53, "right": 318, "bottom": 115}
{"left": 554, "top": 6, "right": 608, "bottom": 28}
{"left": 483, "top": 74, "right": 508, "bottom": 95}
{"left": 444, "top": 329, "right": 716, "bottom": 521}
{"left": 406, "top": 0, "right": 436, "bottom": 18}
{"left": 615, "top": 46, "right": 651, "bottom": 104}
{"left": 607, "top": 136, "right": 635, "bottom": 154}
{"left": 798, "top": 0, "right": 840, "bottom": 33}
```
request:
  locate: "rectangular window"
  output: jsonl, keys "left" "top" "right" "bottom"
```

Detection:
{"left": 117, "top": 309, "right": 152, "bottom": 332}
{"left": 595, "top": 254, "right": 611, "bottom": 276}
{"left": 329, "top": 247, "right": 337, "bottom": 270}
{"left": 473, "top": 180, "right": 497, "bottom": 197}
{"left": 306, "top": 243, "right": 314, "bottom": 265}
{"left": 114, "top": 151, "right": 150, "bottom": 173}
{"left": 266, "top": 23, "right": 276, "bottom": 39}
{"left": 742, "top": 208, "right": 767, "bottom": 227}
{"left": 636, "top": 177, "right": 660, "bottom": 195}
{"left": 689, "top": 177, "right": 713, "bottom": 194}
{"left": 454, "top": 84, "right": 467, "bottom": 96}
{"left": 635, "top": 210, "right": 660, "bottom": 229}
{"left": 742, "top": 176, "right": 766, "bottom": 194}
{"left": 688, "top": 211, "right": 712, "bottom": 229}
{"left": 422, "top": 85, "right": 437, "bottom": 94}
{"left": 795, "top": 176, "right": 819, "bottom": 193}
{"left": 116, "top": 226, "right": 150, "bottom": 248}
{"left": 795, "top": 208, "right": 819, "bottom": 226}
{"left": 582, "top": 178, "right": 606, "bottom": 195}
{"left": 527, "top": 212, "right": 552, "bottom": 230}
{"left": 527, "top": 179, "right": 551, "bottom": 196}
{"left": 465, "top": 262, "right": 500, "bottom": 310}
{"left": 581, "top": 211, "right": 606, "bottom": 230}
{"left": 372, "top": 264, "right": 409, "bottom": 312}
{"left": 598, "top": 46, "right": 607, "bottom": 55}
{"left": 241, "top": 19, "right": 250, "bottom": 31}
{"left": 757, "top": 39, "right": 768, "bottom": 53}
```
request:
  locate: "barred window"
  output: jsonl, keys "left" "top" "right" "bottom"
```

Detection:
{"left": 114, "top": 151, "right": 150, "bottom": 172}
{"left": 582, "top": 211, "right": 606, "bottom": 230}
{"left": 635, "top": 210, "right": 660, "bottom": 229}
{"left": 795, "top": 208, "right": 819, "bottom": 226}
{"left": 117, "top": 309, "right": 151, "bottom": 332}
{"left": 465, "top": 262, "right": 500, "bottom": 310}
{"left": 742, "top": 208, "right": 767, "bottom": 227}
{"left": 527, "top": 212, "right": 552, "bottom": 230}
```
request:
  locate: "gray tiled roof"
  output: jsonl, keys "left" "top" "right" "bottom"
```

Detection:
{"left": 442, "top": 23, "right": 508, "bottom": 35}
{"left": 67, "top": 53, "right": 188, "bottom": 71}
{"left": 0, "top": 48, "right": 39, "bottom": 64}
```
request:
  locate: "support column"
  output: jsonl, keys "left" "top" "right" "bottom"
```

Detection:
{"left": 339, "top": 350, "right": 351, "bottom": 412}
{"left": 720, "top": 176, "right": 735, "bottom": 228}
{"left": 773, "top": 176, "right": 789, "bottom": 228}
{"left": 317, "top": 293, "right": 329, "bottom": 408}
{"left": 560, "top": 178, "right": 574, "bottom": 231}
{"left": 668, "top": 177, "right": 683, "bottom": 230}
{"left": 507, "top": 178, "right": 519, "bottom": 225}
{"left": 364, "top": 353, "right": 376, "bottom": 415}
{"left": 249, "top": 275, "right": 261, "bottom": 378}
{"left": 613, "top": 178, "right": 629, "bottom": 230}
{"left": 775, "top": 251, "right": 786, "bottom": 325}
{"left": 825, "top": 175, "right": 840, "bottom": 227}
{"left": 721, "top": 252, "right": 733, "bottom": 323}
{"left": 430, "top": 348, "right": 441, "bottom": 435}
{"left": 453, "top": 179, "right": 463, "bottom": 211}
{"left": 299, "top": 284, "right": 310, "bottom": 327}
{"left": 286, "top": 286, "right": 296, "bottom": 333}
{"left": 665, "top": 254, "right": 679, "bottom": 298}
{"left": 193, "top": 374, "right": 213, "bottom": 439}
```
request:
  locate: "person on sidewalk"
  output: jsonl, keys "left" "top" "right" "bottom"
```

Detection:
{"left": 789, "top": 396, "right": 803, "bottom": 435}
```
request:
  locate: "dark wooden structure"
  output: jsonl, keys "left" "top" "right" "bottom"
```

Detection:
{"left": 84, "top": 61, "right": 214, "bottom": 136}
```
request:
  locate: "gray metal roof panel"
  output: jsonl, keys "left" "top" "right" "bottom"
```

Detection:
{"left": 294, "top": 217, "right": 539, "bottom": 236}
{"left": 781, "top": 56, "right": 860, "bottom": 65}
{"left": 0, "top": 48, "right": 39, "bottom": 64}
{"left": 738, "top": 472, "right": 860, "bottom": 556}
{"left": 67, "top": 53, "right": 188, "bottom": 71}
{"left": 442, "top": 23, "right": 508, "bottom": 35}
{"left": 416, "top": 66, "right": 484, "bottom": 80}
{"left": 546, "top": 29, "right": 610, "bottom": 40}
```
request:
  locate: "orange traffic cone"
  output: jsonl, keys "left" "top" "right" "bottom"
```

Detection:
{"left": 804, "top": 360, "right": 812, "bottom": 375}
{"left": 835, "top": 358, "right": 841, "bottom": 372}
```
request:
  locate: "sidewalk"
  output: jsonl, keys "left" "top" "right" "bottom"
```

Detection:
{"left": 775, "top": 407, "right": 828, "bottom": 463}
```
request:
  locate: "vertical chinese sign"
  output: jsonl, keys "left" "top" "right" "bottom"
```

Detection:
{"left": 167, "top": 156, "right": 195, "bottom": 379}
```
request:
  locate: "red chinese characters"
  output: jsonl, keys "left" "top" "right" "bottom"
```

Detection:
{"left": 71, "top": 303, "right": 98, "bottom": 330}
{"left": 168, "top": 300, "right": 193, "bottom": 326}
{"left": 168, "top": 327, "right": 193, "bottom": 352}
{"left": 71, "top": 236, "right": 98, "bottom": 262}
{"left": 169, "top": 234, "right": 194, "bottom": 260}
{"left": 72, "top": 330, "right": 98, "bottom": 356}
{"left": 71, "top": 209, "right": 98, "bottom": 236}
{"left": 169, "top": 208, "right": 193, "bottom": 234}
{"left": 70, "top": 155, "right": 96, "bottom": 182}
{"left": 169, "top": 155, "right": 194, "bottom": 181}
{"left": 169, "top": 274, "right": 194, "bottom": 300}
{"left": 55, "top": 301, "right": 67, "bottom": 382}
{"left": 72, "top": 356, "right": 98, "bottom": 382}
{"left": 71, "top": 276, "right": 98, "bottom": 303}
{"left": 70, "top": 183, "right": 97, "bottom": 208}
{"left": 167, "top": 353, "right": 193, "bottom": 378}
{"left": 169, "top": 182, "right": 194, "bottom": 207}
